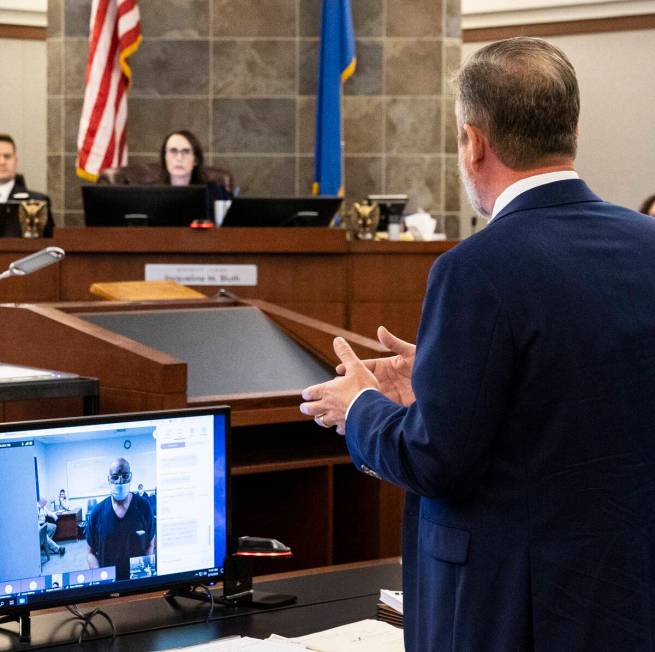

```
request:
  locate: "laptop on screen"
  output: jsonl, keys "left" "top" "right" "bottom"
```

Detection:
{"left": 221, "top": 196, "right": 342, "bottom": 227}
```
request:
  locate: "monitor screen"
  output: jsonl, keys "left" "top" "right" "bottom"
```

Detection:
{"left": 0, "top": 406, "right": 230, "bottom": 614}
{"left": 0, "top": 200, "right": 21, "bottom": 238}
{"left": 82, "top": 185, "right": 208, "bottom": 227}
{"left": 221, "top": 196, "right": 342, "bottom": 227}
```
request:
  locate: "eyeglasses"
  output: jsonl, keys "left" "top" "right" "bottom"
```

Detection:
{"left": 166, "top": 147, "right": 193, "bottom": 158}
{"left": 108, "top": 471, "right": 132, "bottom": 483}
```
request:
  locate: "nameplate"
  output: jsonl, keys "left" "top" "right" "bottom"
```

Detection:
{"left": 145, "top": 264, "right": 258, "bottom": 286}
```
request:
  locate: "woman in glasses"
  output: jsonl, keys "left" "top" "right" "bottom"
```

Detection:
{"left": 160, "top": 130, "right": 232, "bottom": 219}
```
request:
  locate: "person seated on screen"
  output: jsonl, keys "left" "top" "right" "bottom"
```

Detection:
{"left": 136, "top": 483, "right": 148, "bottom": 498}
{"left": 86, "top": 457, "right": 155, "bottom": 581}
{"left": 639, "top": 194, "right": 655, "bottom": 217}
{"left": 0, "top": 134, "right": 55, "bottom": 236}
{"left": 161, "top": 129, "right": 232, "bottom": 217}
{"left": 37, "top": 497, "right": 65, "bottom": 556}
{"left": 56, "top": 489, "right": 71, "bottom": 512}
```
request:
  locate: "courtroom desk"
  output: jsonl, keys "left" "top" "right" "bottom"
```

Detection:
{"left": 0, "top": 229, "right": 457, "bottom": 339}
{"left": 0, "top": 559, "right": 402, "bottom": 651}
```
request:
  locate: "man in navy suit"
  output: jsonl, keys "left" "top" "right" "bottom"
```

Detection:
{"left": 301, "top": 37, "right": 655, "bottom": 651}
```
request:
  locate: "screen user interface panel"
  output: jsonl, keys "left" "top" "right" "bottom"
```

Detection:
{"left": 0, "top": 407, "right": 229, "bottom": 612}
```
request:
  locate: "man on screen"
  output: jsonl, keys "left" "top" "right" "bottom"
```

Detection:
{"left": 86, "top": 458, "right": 155, "bottom": 581}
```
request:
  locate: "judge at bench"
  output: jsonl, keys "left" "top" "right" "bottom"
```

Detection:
{"left": 0, "top": 134, "right": 54, "bottom": 237}
{"left": 301, "top": 37, "right": 655, "bottom": 651}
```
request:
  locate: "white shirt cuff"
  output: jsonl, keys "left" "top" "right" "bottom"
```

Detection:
{"left": 345, "top": 387, "right": 379, "bottom": 422}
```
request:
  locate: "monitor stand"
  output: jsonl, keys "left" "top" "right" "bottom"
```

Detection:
{"left": 0, "top": 611, "right": 31, "bottom": 643}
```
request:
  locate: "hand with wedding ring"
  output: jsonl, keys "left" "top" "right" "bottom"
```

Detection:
{"left": 300, "top": 337, "right": 380, "bottom": 435}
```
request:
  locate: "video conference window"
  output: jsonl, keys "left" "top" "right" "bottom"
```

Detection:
{"left": 0, "top": 413, "right": 227, "bottom": 607}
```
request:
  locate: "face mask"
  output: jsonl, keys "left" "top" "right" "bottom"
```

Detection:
{"left": 111, "top": 483, "right": 130, "bottom": 501}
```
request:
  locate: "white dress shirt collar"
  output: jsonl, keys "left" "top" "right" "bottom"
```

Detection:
{"left": 490, "top": 170, "right": 579, "bottom": 222}
{"left": 0, "top": 179, "right": 15, "bottom": 203}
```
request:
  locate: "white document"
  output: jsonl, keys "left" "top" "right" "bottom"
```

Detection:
{"left": 290, "top": 619, "right": 404, "bottom": 652}
{"left": 174, "top": 635, "right": 306, "bottom": 651}
{"left": 379, "top": 589, "right": 403, "bottom": 614}
{"left": 0, "top": 364, "right": 60, "bottom": 381}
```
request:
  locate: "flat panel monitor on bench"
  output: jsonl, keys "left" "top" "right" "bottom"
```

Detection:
{"left": 221, "top": 196, "right": 342, "bottom": 227}
{"left": 82, "top": 185, "right": 208, "bottom": 227}
{"left": 0, "top": 406, "right": 230, "bottom": 617}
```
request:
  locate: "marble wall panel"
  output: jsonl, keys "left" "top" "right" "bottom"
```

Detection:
{"left": 48, "top": 0, "right": 62, "bottom": 39}
{"left": 64, "top": 0, "right": 91, "bottom": 37}
{"left": 48, "top": 39, "right": 63, "bottom": 96}
{"left": 299, "top": 0, "right": 383, "bottom": 38}
{"left": 345, "top": 41, "right": 383, "bottom": 96}
{"left": 131, "top": 40, "right": 210, "bottom": 96}
{"left": 386, "top": 98, "right": 441, "bottom": 154}
{"left": 385, "top": 156, "right": 442, "bottom": 213}
{"left": 385, "top": 41, "right": 442, "bottom": 96}
{"left": 47, "top": 98, "right": 63, "bottom": 154}
{"left": 344, "top": 97, "right": 384, "bottom": 154}
{"left": 47, "top": 155, "right": 64, "bottom": 220}
{"left": 446, "top": 0, "right": 462, "bottom": 38}
{"left": 444, "top": 95, "right": 458, "bottom": 154}
{"left": 64, "top": 39, "right": 88, "bottom": 97}
{"left": 213, "top": 155, "right": 295, "bottom": 196}
{"left": 444, "top": 156, "right": 460, "bottom": 213}
{"left": 297, "top": 155, "right": 314, "bottom": 195}
{"left": 139, "top": 0, "right": 210, "bottom": 38}
{"left": 345, "top": 156, "right": 383, "bottom": 203}
{"left": 213, "top": 40, "right": 296, "bottom": 97}
{"left": 127, "top": 99, "right": 211, "bottom": 153}
{"left": 213, "top": 0, "right": 296, "bottom": 37}
{"left": 213, "top": 99, "right": 295, "bottom": 153}
{"left": 63, "top": 97, "right": 83, "bottom": 154}
{"left": 297, "top": 96, "right": 316, "bottom": 155}
{"left": 64, "top": 154, "right": 84, "bottom": 211}
{"left": 386, "top": 0, "right": 443, "bottom": 38}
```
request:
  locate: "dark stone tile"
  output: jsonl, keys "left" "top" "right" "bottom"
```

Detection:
{"left": 63, "top": 98, "right": 83, "bottom": 154}
{"left": 48, "top": 39, "right": 63, "bottom": 96}
{"left": 127, "top": 98, "right": 210, "bottom": 153}
{"left": 47, "top": 98, "right": 63, "bottom": 153}
{"left": 386, "top": 98, "right": 441, "bottom": 154}
{"left": 298, "top": 39, "right": 318, "bottom": 96}
{"left": 48, "top": 0, "right": 62, "bottom": 38}
{"left": 444, "top": 214, "right": 460, "bottom": 239}
{"left": 385, "top": 40, "right": 442, "bottom": 96}
{"left": 344, "top": 97, "right": 383, "bottom": 154}
{"left": 344, "top": 156, "right": 383, "bottom": 203}
{"left": 300, "top": 0, "right": 382, "bottom": 37}
{"left": 64, "top": 155, "right": 84, "bottom": 211}
{"left": 444, "top": 95, "right": 458, "bottom": 154}
{"left": 297, "top": 155, "right": 314, "bottom": 195}
{"left": 387, "top": 0, "right": 443, "bottom": 38}
{"left": 213, "top": 40, "right": 296, "bottom": 96}
{"left": 63, "top": 210, "right": 84, "bottom": 227}
{"left": 444, "top": 155, "right": 460, "bottom": 213}
{"left": 47, "top": 156, "right": 64, "bottom": 216}
{"left": 64, "top": 38, "right": 87, "bottom": 96}
{"left": 297, "top": 96, "right": 316, "bottom": 155}
{"left": 213, "top": 99, "right": 295, "bottom": 153}
{"left": 345, "top": 40, "right": 383, "bottom": 96}
{"left": 140, "top": 0, "right": 209, "bottom": 38}
{"left": 300, "top": 39, "right": 382, "bottom": 96}
{"left": 445, "top": 0, "right": 462, "bottom": 38}
{"left": 212, "top": 156, "right": 295, "bottom": 196}
{"left": 131, "top": 40, "right": 209, "bottom": 96}
{"left": 445, "top": 42, "right": 461, "bottom": 80}
{"left": 213, "top": 0, "right": 296, "bottom": 37}
{"left": 385, "top": 156, "right": 442, "bottom": 213}
{"left": 64, "top": 0, "right": 91, "bottom": 37}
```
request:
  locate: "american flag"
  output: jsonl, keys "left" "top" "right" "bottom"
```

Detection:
{"left": 76, "top": 0, "right": 142, "bottom": 181}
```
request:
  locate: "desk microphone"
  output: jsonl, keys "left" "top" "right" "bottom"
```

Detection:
{"left": 0, "top": 246, "right": 65, "bottom": 280}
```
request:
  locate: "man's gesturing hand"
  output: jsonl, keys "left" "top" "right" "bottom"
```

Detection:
{"left": 300, "top": 336, "right": 380, "bottom": 435}
{"left": 337, "top": 325, "right": 416, "bottom": 406}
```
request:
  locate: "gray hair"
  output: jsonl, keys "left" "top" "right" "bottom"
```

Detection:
{"left": 453, "top": 37, "right": 579, "bottom": 169}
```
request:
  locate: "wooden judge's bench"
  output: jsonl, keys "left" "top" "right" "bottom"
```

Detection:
{"left": 0, "top": 228, "right": 456, "bottom": 571}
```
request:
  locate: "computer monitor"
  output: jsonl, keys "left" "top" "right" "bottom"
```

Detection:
{"left": 82, "top": 185, "right": 208, "bottom": 227}
{"left": 221, "top": 196, "right": 342, "bottom": 227}
{"left": 0, "top": 200, "right": 21, "bottom": 237}
{"left": 0, "top": 406, "right": 230, "bottom": 615}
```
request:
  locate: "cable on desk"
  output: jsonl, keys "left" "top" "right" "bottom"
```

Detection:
{"left": 197, "top": 585, "right": 215, "bottom": 622}
{"left": 65, "top": 604, "right": 116, "bottom": 645}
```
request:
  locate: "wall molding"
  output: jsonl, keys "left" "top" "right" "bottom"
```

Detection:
{"left": 463, "top": 13, "right": 655, "bottom": 42}
{"left": 0, "top": 22, "right": 45, "bottom": 40}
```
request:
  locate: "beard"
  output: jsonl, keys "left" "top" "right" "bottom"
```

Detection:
{"left": 459, "top": 156, "right": 491, "bottom": 221}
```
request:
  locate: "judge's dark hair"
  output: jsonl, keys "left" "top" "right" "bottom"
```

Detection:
{"left": 0, "top": 134, "right": 16, "bottom": 151}
{"left": 453, "top": 37, "right": 579, "bottom": 170}
{"left": 639, "top": 195, "right": 655, "bottom": 216}
{"left": 160, "top": 130, "right": 206, "bottom": 184}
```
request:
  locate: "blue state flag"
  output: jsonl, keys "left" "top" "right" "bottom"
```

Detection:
{"left": 313, "top": 0, "right": 356, "bottom": 197}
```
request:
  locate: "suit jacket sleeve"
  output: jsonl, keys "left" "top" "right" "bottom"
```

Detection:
{"left": 345, "top": 251, "right": 515, "bottom": 498}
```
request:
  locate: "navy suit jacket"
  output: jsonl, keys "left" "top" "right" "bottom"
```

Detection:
{"left": 346, "top": 180, "right": 655, "bottom": 651}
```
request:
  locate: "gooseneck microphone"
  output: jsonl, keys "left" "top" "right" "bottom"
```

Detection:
{"left": 0, "top": 246, "right": 65, "bottom": 280}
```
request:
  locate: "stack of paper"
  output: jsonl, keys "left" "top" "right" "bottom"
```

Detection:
{"left": 376, "top": 590, "right": 403, "bottom": 629}
{"left": 287, "top": 619, "right": 404, "bottom": 651}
